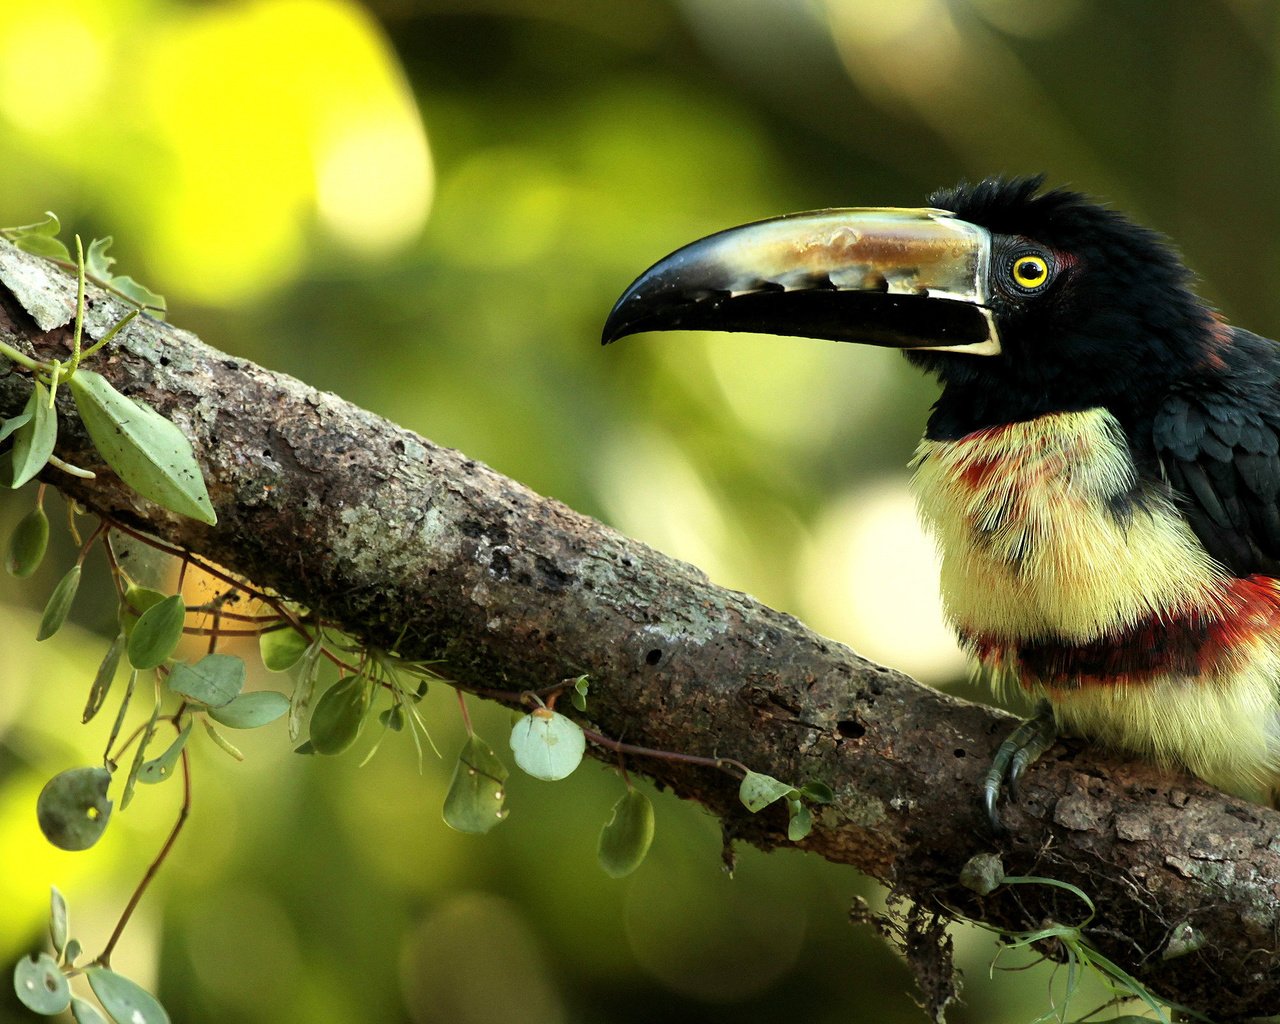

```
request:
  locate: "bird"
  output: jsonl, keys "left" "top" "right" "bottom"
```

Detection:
{"left": 601, "top": 175, "right": 1280, "bottom": 829}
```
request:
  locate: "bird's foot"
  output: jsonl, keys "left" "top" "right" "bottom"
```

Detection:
{"left": 982, "top": 699, "right": 1056, "bottom": 833}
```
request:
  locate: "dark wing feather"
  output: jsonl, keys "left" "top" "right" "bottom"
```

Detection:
{"left": 1154, "top": 352, "right": 1280, "bottom": 577}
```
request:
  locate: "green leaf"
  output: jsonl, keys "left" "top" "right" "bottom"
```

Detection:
{"left": 37, "top": 564, "right": 81, "bottom": 641}
{"left": 308, "top": 675, "right": 370, "bottom": 755}
{"left": 85, "top": 236, "right": 116, "bottom": 281}
{"left": 13, "top": 952, "right": 70, "bottom": 1014}
{"left": 259, "top": 626, "right": 309, "bottom": 672}
{"left": 68, "top": 369, "right": 215, "bottom": 524}
{"left": 62, "top": 939, "right": 81, "bottom": 967}
{"left": 738, "top": 771, "right": 795, "bottom": 813}
{"left": 208, "top": 690, "right": 289, "bottom": 729}
{"left": 119, "top": 585, "right": 168, "bottom": 637}
{"left": 103, "top": 670, "right": 138, "bottom": 765}
{"left": 443, "top": 734, "right": 509, "bottom": 834}
{"left": 70, "top": 997, "right": 109, "bottom": 1024}
{"left": 571, "top": 674, "right": 589, "bottom": 712}
{"left": 11, "top": 381, "right": 58, "bottom": 489}
{"left": 6, "top": 505, "right": 48, "bottom": 577}
{"left": 378, "top": 705, "right": 405, "bottom": 731}
{"left": 36, "top": 766, "right": 112, "bottom": 851}
{"left": 120, "top": 698, "right": 161, "bottom": 811}
{"left": 288, "top": 634, "right": 324, "bottom": 742}
{"left": 49, "top": 886, "right": 68, "bottom": 956}
{"left": 84, "top": 633, "right": 126, "bottom": 723}
{"left": 9, "top": 212, "right": 71, "bottom": 261}
{"left": 598, "top": 789, "right": 655, "bottom": 878}
{"left": 201, "top": 718, "right": 244, "bottom": 760}
{"left": 126, "top": 593, "right": 186, "bottom": 669}
{"left": 138, "top": 720, "right": 193, "bottom": 784}
{"left": 166, "top": 653, "right": 245, "bottom": 707}
{"left": 111, "top": 276, "right": 166, "bottom": 315}
{"left": 509, "top": 709, "right": 586, "bottom": 781}
{"left": 0, "top": 407, "right": 32, "bottom": 443}
{"left": 786, "top": 799, "right": 812, "bottom": 841}
{"left": 799, "top": 780, "right": 835, "bottom": 804}
{"left": 87, "top": 967, "right": 171, "bottom": 1024}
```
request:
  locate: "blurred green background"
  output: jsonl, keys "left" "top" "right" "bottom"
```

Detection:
{"left": 0, "top": 1, "right": 1275, "bottom": 1021}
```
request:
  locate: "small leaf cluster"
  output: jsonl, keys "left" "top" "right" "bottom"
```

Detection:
{"left": 13, "top": 888, "right": 170, "bottom": 1023}
{"left": 35, "top": 582, "right": 292, "bottom": 854}
{"left": 4, "top": 214, "right": 165, "bottom": 313}
{"left": 0, "top": 215, "right": 215, "bottom": 526}
{"left": 441, "top": 677, "right": 656, "bottom": 878}
{"left": 286, "top": 632, "right": 438, "bottom": 765}
{"left": 738, "top": 771, "right": 834, "bottom": 841}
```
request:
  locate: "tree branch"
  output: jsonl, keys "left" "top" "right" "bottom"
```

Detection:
{"left": 1, "top": 239, "right": 1276, "bottom": 1021}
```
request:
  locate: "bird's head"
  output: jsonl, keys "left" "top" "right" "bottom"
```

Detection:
{"left": 602, "top": 176, "right": 1217, "bottom": 436}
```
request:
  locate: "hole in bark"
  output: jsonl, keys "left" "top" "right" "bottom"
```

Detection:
{"left": 837, "top": 719, "right": 864, "bottom": 739}
{"left": 645, "top": 649, "right": 663, "bottom": 666}
{"left": 953, "top": 749, "right": 966, "bottom": 758}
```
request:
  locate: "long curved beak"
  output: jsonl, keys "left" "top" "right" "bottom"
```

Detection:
{"left": 601, "top": 208, "right": 1000, "bottom": 355}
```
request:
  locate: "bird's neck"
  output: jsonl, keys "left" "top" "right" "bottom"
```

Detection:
{"left": 910, "top": 407, "right": 1224, "bottom": 645}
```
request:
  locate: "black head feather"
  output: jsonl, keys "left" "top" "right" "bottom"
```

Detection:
{"left": 912, "top": 176, "right": 1217, "bottom": 439}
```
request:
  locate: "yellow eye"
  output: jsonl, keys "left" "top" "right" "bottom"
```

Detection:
{"left": 1011, "top": 254, "right": 1050, "bottom": 290}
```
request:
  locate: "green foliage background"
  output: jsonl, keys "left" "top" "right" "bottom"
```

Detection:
{"left": 0, "top": 2, "right": 1276, "bottom": 1021}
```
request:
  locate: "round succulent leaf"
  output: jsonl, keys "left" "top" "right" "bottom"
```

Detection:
{"left": 49, "top": 886, "right": 68, "bottom": 956}
{"left": 126, "top": 594, "right": 186, "bottom": 670}
{"left": 509, "top": 710, "right": 586, "bottom": 781}
{"left": 208, "top": 690, "right": 290, "bottom": 729}
{"left": 87, "top": 967, "right": 171, "bottom": 1024}
{"left": 13, "top": 952, "right": 70, "bottom": 1014}
{"left": 36, "top": 766, "right": 112, "bottom": 851}
{"left": 598, "top": 788, "right": 655, "bottom": 878}
{"left": 259, "top": 626, "right": 310, "bottom": 672}
{"left": 70, "top": 997, "right": 109, "bottom": 1024}
{"left": 308, "top": 675, "right": 370, "bottom": 755}
{"left": 443, "top": 734, "right": 510, "bottom": 834}
{"left": 166, "top": 653, "right": 245, "bottom": 708}
{"left": 62, "top": 939, "right": 82, "bottom": 968}
{"left": 738, "top": 771, "right": 795, "bottom": 813}
{"left": 118, "top": 585, "right": 167, "bottom": 637}
{"left": 6, "top": 505, "right": 48, "bottom": 577}
{"left": 37, "top": 564, "right": 82, "bottom": 641}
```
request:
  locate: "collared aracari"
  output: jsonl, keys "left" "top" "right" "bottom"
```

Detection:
{"left": 602, "top": 176, "right": 1280, "bottom": 828}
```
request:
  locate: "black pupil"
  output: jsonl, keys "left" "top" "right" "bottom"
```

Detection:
{"left": 1018, "top": 259, "right": 1044, "bottom": 282}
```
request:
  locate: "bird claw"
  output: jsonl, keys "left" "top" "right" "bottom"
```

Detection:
{"left": 982, "top": 699, "right": 1056, "bottom": 832}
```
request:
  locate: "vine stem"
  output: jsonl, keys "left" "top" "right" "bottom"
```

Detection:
{"left": 580, "top": 726, "right": 749, "bottom": 778}
{"left": 456, "top": 687, "right": 474, "bottom": 735}
{"left": 0, "top": 335, "right": 42, "bottom": 371}
{"left": 97, "top": 738, "right": 192, "bottom": 968}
